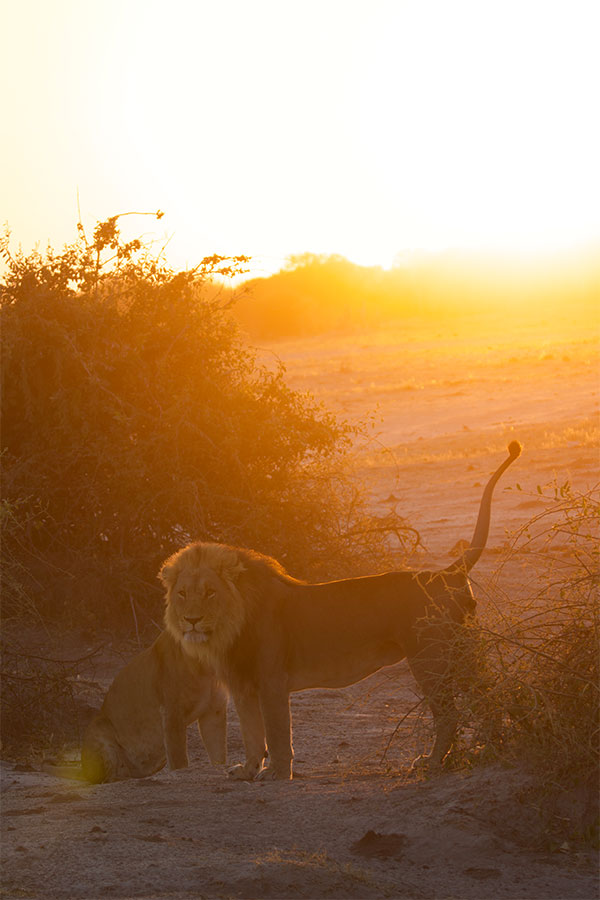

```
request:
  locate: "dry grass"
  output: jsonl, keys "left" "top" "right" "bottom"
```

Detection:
{"left": 446, "top": 481, "right": 599, "bottom": 843}
{"left": 360, "top": 418, "right": 599, "bottom": 470}
{"left": 0, "top": 641, "right": 99, "bottom": 759}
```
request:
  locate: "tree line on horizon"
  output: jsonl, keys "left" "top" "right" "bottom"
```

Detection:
{"left": 233, "top": 249, "right": 600, "bottom": 339}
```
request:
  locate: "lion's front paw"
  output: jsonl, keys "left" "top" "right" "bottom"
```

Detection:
{"left": 255, "top": 765, "right": 292, "bottom": 782}
{"left": 159, "top": 767, "right": 189, "bottom": 781}
{"left": 227, "top": 762, "right": 261, "bottom": 781}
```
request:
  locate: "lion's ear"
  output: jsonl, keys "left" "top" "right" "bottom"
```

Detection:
{"left": 226, "top": 559, "right": 246, "bottom": 582}
{"left": 158, "top": 560, "right": 177, "bottom": 589}
{"left": 215, "top": 548, "right": 246, "bottom": 583}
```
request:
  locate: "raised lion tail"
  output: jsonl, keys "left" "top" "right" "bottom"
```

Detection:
{"left": 447, "top": 441, "right": 522, "bottom": 574}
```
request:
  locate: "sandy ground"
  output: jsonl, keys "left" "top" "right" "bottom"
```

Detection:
{"left": 2, "top": 312, "right": 599, "bottom": 899}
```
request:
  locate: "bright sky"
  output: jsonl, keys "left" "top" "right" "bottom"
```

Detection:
{"left": 2, "top": 0, "right": 599, "bottom": 276}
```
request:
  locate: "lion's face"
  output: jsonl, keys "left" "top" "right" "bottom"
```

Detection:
{"left": 165, "top": 566, "right": 230, "bottom": 648}
{"left": 160, "top": 543, "right": 247, "bottom": 660}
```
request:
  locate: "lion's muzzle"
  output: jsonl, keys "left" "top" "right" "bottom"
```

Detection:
{"left": 182, "top": 618, "right": 213, "bottom": 644}
{"left": 183, "top": 630, "right": 209, "bottom": 644}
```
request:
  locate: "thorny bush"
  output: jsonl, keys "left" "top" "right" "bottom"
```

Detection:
{"left": 444, "top": 480, "right": 599, "bottom": 843}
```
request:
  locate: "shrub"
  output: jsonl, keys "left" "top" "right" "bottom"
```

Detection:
{"left": 449, "top": 481, "right": 599, "bottom": 843}
{"left": 1, "top": 215, "right": 415, "bottom": 631}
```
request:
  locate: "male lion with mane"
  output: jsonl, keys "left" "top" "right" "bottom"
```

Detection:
{"left": 161, "top": 442, "right": 521, "bottom": 781}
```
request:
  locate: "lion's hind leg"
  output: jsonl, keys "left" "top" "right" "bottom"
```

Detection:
{"left": 407, "top": 650, "right": 459, "bottom": 770}
{"left": 81, "top": 716, "right": 130, "bottom": 783}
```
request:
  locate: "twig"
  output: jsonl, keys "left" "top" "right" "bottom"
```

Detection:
{"left": 381, "top": 698, "right": 426, "bottom": 762}
{"left": 4, "top": 645, "right": 106, "bottom": 666}
{"left": 129, "top": 593, "right": 141, "bottom": 649}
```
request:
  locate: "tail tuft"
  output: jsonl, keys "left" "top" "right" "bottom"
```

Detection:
{"left": 508, "top": 440, "right": 522, "bottom": 459}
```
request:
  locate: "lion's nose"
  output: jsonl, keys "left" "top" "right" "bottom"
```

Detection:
{"left": 184, "top": 616, "right": 203, "bottom": 626}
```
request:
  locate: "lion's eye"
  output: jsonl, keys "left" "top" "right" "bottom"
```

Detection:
{"left": 177, "top": 587, "right": 187, "bottom": 599}
{"left": 206, "top": 588, "right": 216, "bottom": 599}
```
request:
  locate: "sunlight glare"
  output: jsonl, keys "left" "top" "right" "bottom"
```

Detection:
{"left": 1, "top": 0, "right": 599, "bottom": 273}
{"left": 348, "top": 2, "right": 600, "bottom": 262}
